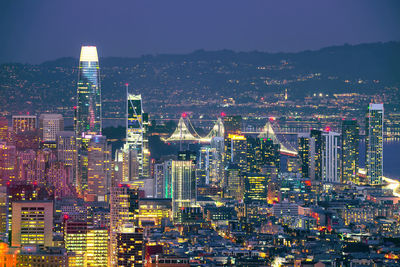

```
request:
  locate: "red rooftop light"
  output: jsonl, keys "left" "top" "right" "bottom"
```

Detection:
{"left": 325, "top": 126, "right": 331, "bottom": 132}
{"left": 182, "top": 112, "right": 187, "bottom": 118}
{"left": 220, "top": 112, "right": 226, "bottom": 117}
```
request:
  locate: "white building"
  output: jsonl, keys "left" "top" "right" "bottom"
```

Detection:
{"left": 322, "top": 131, "right": 341, "bottom": 183}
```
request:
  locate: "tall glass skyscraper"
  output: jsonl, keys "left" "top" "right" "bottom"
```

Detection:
{"left": 76, "top": 46, "right": 101, "bottom": 137}
{"left": 124, "top": 93, "right": 149, "bottom": 177}
{"left": 341, "top": 120, "right": 359, "bottom": 183}
{"left": 366, "top": 103, "right": 384, "bottom": 185}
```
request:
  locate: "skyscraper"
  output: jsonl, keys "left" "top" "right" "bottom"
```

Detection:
{"left": 110, "top": 184, "right": 140, "bottom": 265}
{"left": 57, "top": 131, "right": 77, "bottom": 185}
{"left": 12, "top": 115, "right": 36, "bottom": 134}
{"left": 0, "top": 117, "right": 8, "bottom": 141}
{"left": 171, "top": 160, "right": 196, "bottom": 218}
{"left": 321, "top": 131, "right": 341, "bottom": 183}
{"left": 11, "top": 201, "right": 53, "bottom": 247}
{"left": 116, "top": 225, "right": 144, "bottom": 267}
{"left": 39, "top": 114, "right": 64, "bottom": 142}
{"left": 366, "top": 103, "right": 384, "bottom": 185}
{"left": 125, "top": 93, "right": 149, "bottom": 178}
{"left": 86, "top": 135, "right": 111, "bottom": 202}
{"left": 75, "top": 46, "right": 102, "bottom": 197}
{"left": 341, "top": 120, "right": 359, "bottom": 183}
{"left": 76, "top": 46, "right": 101, "bottom": 137}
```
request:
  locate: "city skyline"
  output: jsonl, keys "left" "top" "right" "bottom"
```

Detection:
{"left": 1, "top": 2, "right": 400, "bottom": 266}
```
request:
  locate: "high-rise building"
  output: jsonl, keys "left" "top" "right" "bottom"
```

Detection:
{"left": 39, "top": 114, "right": 64, "bottom": 142}
{"left": 116, "top": 225, "right": 144, "bottom": 267}
{"left": 0, "top": 187, "right": 8, "bottom": 242}
{"left": 321, "top": 131, "right": 341, "bottom": 183}
{"left": 310, "top": 130, "right": 323, "bottom": 181}
{"left": 0, "top": 142, "right": 16, "bottom": 185}
{"left": 57, "top": 131, "right": 77, "bottom": 185}
{"left": 110, "top": 184, "right": 140, "bottom": 265}
{"left": 125, "top": 93, "right": 149, "bottom": 177}
{"left": 224, "top": 134, "right": 247, "bottom": 170}
{"left": 223, "top": 115, "right": 242, "bottom": 135}
{"left": 244, "top": 173, "right": 268, "bottom": 203}
{"left": 64, "top": 220, "right": 87, "bottom": 267}
{"left": 86, "top": 135, "right": 111, "bottom": 202}
{"left": 171, "top": 160, "right": 196, "bottom": 218}
{"left": 11, "top": 201, "right": 53, "bottom": 247}
{"left": 224, "top": 163, "right": 242, "bottom": 200}
{"left": 246, "top": 137, "right": 280, "bottom": 173}
{"left": 341, "top": 120, "right": 359, "bottom": 183}
{"left": 12, "top": 115, "right": 36, "bottom": 134}
{"left": 0, "top": 117, "right": 8, "bottom": 141}
{"left": 366, "top": 103, "right": 384, "bottom": 185}
{"left": 86, "top": 228, "right": 108, "bottom": 267}
{"left": 154, "top": 161, "right": 173, "bottom": 198}
{"left": 76, "top": 46, "right": 101, "bottom": 137}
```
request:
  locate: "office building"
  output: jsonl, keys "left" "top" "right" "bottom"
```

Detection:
{"left": 244, "top": 173, "right": 268, "bottom": 203}
{"left": 224, "top": 134, "right": 247, "bottom": 170}
{"left": 75, "top": 46, "right": 101, "bottom": 137}
{"left": 341, "top": 120, "right": 359, "bottom": 183}
{"left": 39, "top": 114, "right": 64, "bottom": 142}
{"left": 223, "top": 115, "right": 242, "bottom": 135}
{"left": 116, "top": 225, "right": 144, "bottom": 267}
{"left": 11, "top": 201, "right": 53, "bottom": 247}
{"left": 0, "top": 117, "right": 8, "bottom": 141}
{"left": 110, "top": 184, "right": 140, "bottom": 265}
{"left": 0, "top": 187, "right": 8, "bottom": 242}
{"left": 125, "top": 93, "right": 150, "bottom": 177}
{"left": 86, "top": 228, "right": 108, "bottom": 267}
{"left": 224, "top": 163, "right": 242, "bottom": 200}
{"left": 64, "top": 220, "right": 87, "bottom": 267}
{"left": 0, "top": 142, "right": 16, "bottom": 185}
{"left": 366, "top": 103, "right": 384, "bottom": 185}
{"left": 171, "top": 160, "right": 196, "bottom": 217}
{"left": 12, "top": 115, "right": 36, "bottom": 134}
{"left": 57, "top": 131, "right": 77, "bottom": 185}
{"left": 86, "top": 135, "right": 111, "bottom": 202}
{"left": 321, "top": 131, "right": 341, "bottom": 183}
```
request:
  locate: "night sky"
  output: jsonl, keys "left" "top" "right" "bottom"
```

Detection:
{"left": 1, "top": 0, "right": 399, "bottom": 63}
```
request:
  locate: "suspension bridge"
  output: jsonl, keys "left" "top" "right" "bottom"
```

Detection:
{"left": 163, "top": 114, "right": 298, "bottom": 156}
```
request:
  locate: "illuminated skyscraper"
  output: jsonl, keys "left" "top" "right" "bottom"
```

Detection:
{"left": 76, "top": 46, "right": 101, "bottom": 137}
{"left": 110, "top": 184, "right": 139, "bottom": 265}
{"left": 12, "top": 115, "right": 36, "bottom": 134}
{"left": 154, "top": 160, "right": 172, "bottom": 198}
{"left": 224, "top": 163, "right": 243, "bottom": 200}
{"left": 86, "top": 135, "right": 111, "bottom": 202}
{"left": 366, "top": 103, "right": 384, "bottom": 185}
{"left": 321, "top": 131, "right": 341, "bottom": 183}
{"left": 0, "top": 142, "right": 16, "bottom": 185}
{"left": 244, "top": 173, "right": 268, "bottom": 203}
{"left": 39, "top": 114, "right": 64, "bottom": 142}
{"left": 0, "top": 117, "right": 8, "bottom": 141}
{"left": 11, "top": 201, "right": 53, "bottom": 247}
{"left": 341, "top": 120, "right": 359, "bottom": 183}
{"left": 64, "top": 220, "right": 87, "bottom": 266}
{"left": 224, "top": 134, "right": 247, "bottom": 170}
{"left": 57, "top": 131, "right": 77, "bottom": 185}
{"left": 171, "top": 160, "right": 196, "bottom": 218}
{"left": 86, "top": 228, "right": 108, "bottom": 267}
{"left": 223, "top": 115, "right": 242, "bottom": 135}
{"left": 116, "top": 225, "right": 144, "bottom": 267}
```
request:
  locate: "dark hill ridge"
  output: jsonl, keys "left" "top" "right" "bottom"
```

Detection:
{"left": 0, "top": 41, "right": 399, "bottom": 117}
{"left": 40, "top": 41, "right": 400, "bottom": 82}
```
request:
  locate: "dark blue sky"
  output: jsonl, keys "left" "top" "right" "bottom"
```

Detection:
{"left": 1, "top": 0, "right": 399, "bottom": 63}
